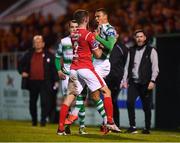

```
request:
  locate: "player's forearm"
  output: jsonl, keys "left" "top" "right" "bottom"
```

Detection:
{"left": 55, "top": 57, "right": 61, "bottom": 71}
{"left": 93, "top": 48, "right": 103, "bottom": 59}
{"left": 96, "top": 35, "right": 116, "bottom": 51}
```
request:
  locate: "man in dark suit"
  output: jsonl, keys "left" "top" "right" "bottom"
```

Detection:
{"left": 18, "top": 35, "right": 59, "bottom": 126}
{"left": 105, "top": 39, "right": 128, "bottom": 128}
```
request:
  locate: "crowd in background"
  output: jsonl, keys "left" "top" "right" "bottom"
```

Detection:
{"left": 0, "top": 0, "right": 179, "bottom": 53}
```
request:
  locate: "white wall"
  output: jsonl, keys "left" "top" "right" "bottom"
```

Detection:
{"left": 0, "top": 71, "right": 41, "bottom": 120}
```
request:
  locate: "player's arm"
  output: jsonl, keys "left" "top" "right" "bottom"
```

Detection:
{"left": 96, "top": 35, "right": 116, "bottom": 51}
{"left": 95, "top": 27, "right": 116, "bottom": 51}
{"left": 55, "top": 43, "right": 63, "bottom": 71}
{"left": 55, "top": 43, "right": 66, "bottom": 80}
{"left": 55, "top": 57, "right": 61, "bottom": 71}
{"left": 87, "top": 32, "right": 103, "bottom": 58}
{"left": 92, "top": 48, "right": 103, "bottom": 58}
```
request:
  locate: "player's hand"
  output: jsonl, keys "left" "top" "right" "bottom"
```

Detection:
{"left": 148, "top": 81, "right": 155, "bottom": 90}
{"left": 99, "top": 44, "right": 104, "bottom": 49}
{"left": 94, "top": 25, "right": 101, "bottom": 36}
{"left": 94, "top": 30, "right": 99, "bottom": 36}
{"left": 22, "top": 72, "right": 29, "bottom": 78}
{"left": 58, "top": 70, "right": 66, "bottom": 80}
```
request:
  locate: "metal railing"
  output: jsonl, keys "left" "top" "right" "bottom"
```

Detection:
{"left": 0, "top": 52, "right": 24, "bottom": 70}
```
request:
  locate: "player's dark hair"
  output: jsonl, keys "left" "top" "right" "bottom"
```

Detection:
{"left": 69, "top": 19, "right": 78, "bottom": 26}
{"left": 96, "top": 8, "right": 108, "bottom": 16}
{"left": 73, "top": 9, "right": 89, "bottom": 25}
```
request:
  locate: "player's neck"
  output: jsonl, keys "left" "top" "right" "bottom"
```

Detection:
{"left": 78, "top": 24, "right": 87, "bottom": 29}
{"left": 101, "top": 22, "right": 109, "bottom": 25}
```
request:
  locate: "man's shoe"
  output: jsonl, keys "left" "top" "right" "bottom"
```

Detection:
{"left": 32, "top": 122, "right": 37, "bottom": 126}
{"left": 106, "top": 122, "right": 122, "bottom": 133}
{"left": 57, "top": 128, "right": 67, "bottom": 136}
{"left": 142, "top": 128, "right": 150, "bottom": 134}
{"left": 65, "top": 125, "right": 71, "bottom": 134}
{"left": 65, "top": 114, "right": 78, "bottom": 125}
{"left": 125, "top": 126, "right": 138, "bottom": 134}
{"left": 40, "top": 122, "right": 46, "bottom": 127}
{"left": 79, "top": 127, "right": 88, "bottom": 135}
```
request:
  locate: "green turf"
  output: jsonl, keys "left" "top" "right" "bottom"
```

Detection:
{"left": 0, "top": 120, "right": 180, "bottom": 142}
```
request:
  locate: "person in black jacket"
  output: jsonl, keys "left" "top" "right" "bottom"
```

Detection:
{"left": 105, "top": 39, "right": 128, "bottom": 128}
{"left": 121, "top": 29, "right": 159, "bottom": 134}
{"left": 18, "top": 35, "right": 59, "bottom": 126}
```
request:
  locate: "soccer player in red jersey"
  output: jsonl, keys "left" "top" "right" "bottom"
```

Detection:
{"left": 57, "top": 9, "right": 118, "bottom": 135}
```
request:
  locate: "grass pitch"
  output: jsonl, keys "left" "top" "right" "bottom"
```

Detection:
{"left": 0, "top": 120, "right": 180, "bottom": 142}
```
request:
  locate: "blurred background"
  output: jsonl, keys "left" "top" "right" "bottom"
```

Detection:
{"left": 0, "top": 0, "right": 179, "bottom": 129}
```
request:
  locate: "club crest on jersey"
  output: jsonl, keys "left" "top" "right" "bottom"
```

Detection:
{"left": 71, "top": 32, "right": 80, "bottom": 40}
{"left": 107, "top": 28, "right": 116, "bottom": 36}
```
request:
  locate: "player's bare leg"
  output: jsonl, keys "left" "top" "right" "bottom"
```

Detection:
{"left": 57, "top": 76, "right": 78, "bottom": 136}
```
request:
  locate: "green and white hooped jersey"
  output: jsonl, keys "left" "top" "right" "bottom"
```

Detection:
{"left": 56, "top": 36, "right": 73, "bottom": 75}
{"left": 93, "top": 23, "right": 117, "bottom": 72}
{"left": 96, "top": 23, "right": 116, "bottom": 60}
{"left": 99, "top": 23, "right": 116, "bottom": 40}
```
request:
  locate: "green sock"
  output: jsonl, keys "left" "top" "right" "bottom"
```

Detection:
{"left": 95, "top": 99, "right": 107, "bottom": 124}
{"left": 71, "top": 95, "right": 84, "bottom": 116}
{"left": 78, "top": 105, "right": 85, "bottom": 128}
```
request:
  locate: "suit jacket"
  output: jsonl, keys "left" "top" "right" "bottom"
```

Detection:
{"left": 106, "top": 40, "right": 128, "bottom": 86}
{"left": 18, "top": 48, "right": 59, "bottom": 90}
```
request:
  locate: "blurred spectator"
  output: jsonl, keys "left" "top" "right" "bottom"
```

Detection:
{"left": 18, "top": 35, "right": 59, "bottom": 126}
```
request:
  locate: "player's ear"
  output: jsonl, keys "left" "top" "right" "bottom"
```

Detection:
{"left": 84, "top": 16, "right": 89, "bottom": 23}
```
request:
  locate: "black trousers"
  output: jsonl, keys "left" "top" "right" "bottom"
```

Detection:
{"left": 105, "top": 77, "right": 120, "bottom": 127}
{"left": 28, "top": 80, "right": 52, "bottom": 124}
{"left": 48, "top": 89, "right": 58, "bottom": 123}
{"left": 127, "top": 82, "right": 152, "bottom": 129}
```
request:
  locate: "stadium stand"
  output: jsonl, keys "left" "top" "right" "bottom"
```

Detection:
{"left": 0, "top": 0, "right": 179, "bottom": 54}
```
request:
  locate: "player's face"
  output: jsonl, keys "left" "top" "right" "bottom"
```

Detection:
{"left": 135, "top": 32, "right": 147, "bottom": 46}
{"left": 95, "top": 11, "right": 106, "bottom": 25}
{"left": 69, "top": 22, "right": 78, "bottom": 33}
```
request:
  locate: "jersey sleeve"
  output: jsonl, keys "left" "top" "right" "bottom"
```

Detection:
{"left": 55, "top": 43, "right": 63, "bottom": 58}
{"left": 106, "top": 27, "right": 116, "bottom": 37}
{"left": 86, "top": 32, "right": 99, "bottom": 51}
{"left": 55, "top": 43, "right": 63, "bottom": 71}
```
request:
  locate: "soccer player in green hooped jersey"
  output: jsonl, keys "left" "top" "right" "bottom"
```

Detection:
{"left": 55, "top": 20, "right": 77, "bottom": 96}
{"left": 94, "top": 8, "right": 117, "bottom": 78}
{"left": 93, "top": 8, "right": 121, "bottom": 132}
